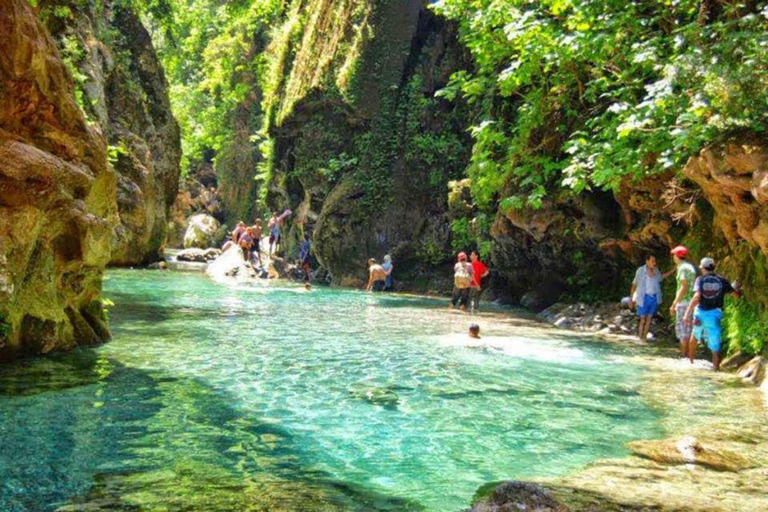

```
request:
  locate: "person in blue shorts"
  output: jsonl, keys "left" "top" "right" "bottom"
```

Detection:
{"left": 684, "top": 257, "right": 741, "bottom": 371}
{"left": 629, "top": 254, "right": 662, "bottom": 342}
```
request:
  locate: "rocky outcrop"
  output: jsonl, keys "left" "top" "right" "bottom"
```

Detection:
{"left": 628, "top": 436, "right": 754, "bottom": 472}
{"left": 175, "top": 248, "right": 221, "bottom": 263}
{"left": 183, "top": 214, "right": 221, "bottom": 249}
{"left": 0, "top": 0, "right": 117, "bottom": 360}
{"left": 206, "top": 247, "right": 258, "bottom": 283}
{"left": 41, "top": 0, "right": 181, "bottom": 265}
{"left": 263, "top": 0, "right": 472, "bottom": 289}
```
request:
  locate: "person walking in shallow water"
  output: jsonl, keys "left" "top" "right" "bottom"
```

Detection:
{"left": 449, "top": 252, "right": 474, "bottom": 312}
{"left": 298, "top": 233, "right": 312, "bottom": 282}
{"left": 381, "top": 255, "right": 394, "bottom": 291}
{"left": 469, "top": 251, "right": 489, "bottom": 311}
{"left": 684, "top": 257, "right": 741, "bottom": 371}
{"left": 366, "top": 258, "right": 387, "bottom": 292}
{"left": 664, "top": 246, "right": 697, "bottom": 356}
{"left": 629, "top": 254, "right": 662, "bottom": 342}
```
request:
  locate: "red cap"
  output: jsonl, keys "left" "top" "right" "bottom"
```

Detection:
{"left": 670, "top": 246, "right": 688, "bottom": 258}
{"left": 457, "top": 252, "right": 468, "bottom": 261}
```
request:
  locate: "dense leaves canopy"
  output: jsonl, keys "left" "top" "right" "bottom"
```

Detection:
{"left": 431, "top": 0, "right": 768, "bottom": 210}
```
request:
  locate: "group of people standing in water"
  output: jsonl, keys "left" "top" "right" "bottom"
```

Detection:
{"left": 630, "top": 245, "right": 741, "bottom": 370}
{"left": 366, "top": 250, "right": 490, "bottom": 312}
{"left": 222, "top": 212, "right": 739, "bottom": 371}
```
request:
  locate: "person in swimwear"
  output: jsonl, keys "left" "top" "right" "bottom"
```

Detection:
{"left": 366, "top": 258, "right": 388, "bottom": 292}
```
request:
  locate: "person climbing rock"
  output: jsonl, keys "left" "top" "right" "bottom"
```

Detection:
{"left": 366, "top": 258, "right": 387, "bottom": 292}
{"left": 268, "top": 210, "right": 292, "bottom": 256}
{"left": 299, "top": 233, "right": 312, "bottom": 282}
{"left": 684, "top": 257, "right": 741, "bottom": 371}
{"left": 268, "top": 213, "right": 281, "bottom": 256}
{"left": 469, "top": 251, "right": 489, "bottom": 311}
{"left": 381, "top": 255, "right": 394, "bottom": 291}
{"left": 665, "top": 246, "right": 697, "bottom": 356}
{"left": 450, "top": 252, "right": 474, "bottom": 312}
{"left": 629, "top": 254, "right": 662, "bottom": 342}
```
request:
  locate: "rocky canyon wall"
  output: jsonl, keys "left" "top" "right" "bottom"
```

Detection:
{"left": 262, "top": 0, "right": 472, "bottom": 288}
{"left": 0, "top": 0, "right": 116, "bottom": 360}
{"left": 40, "top": 0, "right": 181, "bottom": 265}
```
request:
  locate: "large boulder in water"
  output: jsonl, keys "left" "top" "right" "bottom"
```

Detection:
{"left": 184, "top": 214, "right": 221, "bottom": 249}
{"left": 206, "top": 246, "right": 256, "bottom": 282}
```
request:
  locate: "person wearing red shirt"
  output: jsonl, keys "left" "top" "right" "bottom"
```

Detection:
{"left": 469, "top": 251, "right": 489, "bottom": 311}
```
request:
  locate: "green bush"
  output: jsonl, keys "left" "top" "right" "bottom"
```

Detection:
{"left": 724, "top": 296, "right": 768, "bottom": 356}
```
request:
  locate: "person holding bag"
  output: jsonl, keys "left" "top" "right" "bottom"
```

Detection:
{"left": 449, "top": 252, "right": 474, "bottom": 312}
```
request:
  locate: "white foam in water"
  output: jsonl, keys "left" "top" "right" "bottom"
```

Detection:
{"left": 440, "top": 333, "right": 593, "bottom": 365}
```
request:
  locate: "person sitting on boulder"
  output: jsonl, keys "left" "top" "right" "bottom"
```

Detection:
{"left": 449, "top": 252, "right": 474, "bottom": 312}
{"left": 684, "top": 257, "right": 741, "bottom": 371}
{"left": 238, "top": 227, "right": 255, "bottom": 261}
{"left": 366, "top": 258, "right": 388, "bottom": 292}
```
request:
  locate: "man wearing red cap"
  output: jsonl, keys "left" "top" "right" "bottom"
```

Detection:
{"left": 450, "top": 252, "right": 474, "bottom": 311}
{"left": 665, "top": 246, "right": 697, "bottom": 356}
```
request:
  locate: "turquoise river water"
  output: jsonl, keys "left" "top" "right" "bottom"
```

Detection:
{"left": 0, "top": 270, "right": 709, "bottom": 511}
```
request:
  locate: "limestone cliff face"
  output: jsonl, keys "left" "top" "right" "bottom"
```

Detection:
{"left": 0, "top": 0, "right": 117, "bottom": 360}
{"left": 264, "top": 0, "right": 471, "bottom": 288}
{"left": 488, "top": 139, "right": 768, "bottom": 309}
{"left": 41, "top": 0, "right": 181, "bottom": 265}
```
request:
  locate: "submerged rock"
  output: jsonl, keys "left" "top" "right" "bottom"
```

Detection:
{"left": 469, "top": 481, "right": 567, "bottom": 512}
{"left": 184, "top": 214, "right": 222, "bottom": 249}
{"left": 628, "top": 436, "right": 754, "bottom": 472}
{"left": 176, "top": 248, "right": 221, "bottom": 263}
{"left": 349, "top": 386, "right": 400, "bottom": 410}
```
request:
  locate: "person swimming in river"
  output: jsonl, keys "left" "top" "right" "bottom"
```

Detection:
{"left": 468, "top": 324, "right": 481, "bottom": 339}
{"left": 366, "top": 258, "right": 388, "bottom": 292}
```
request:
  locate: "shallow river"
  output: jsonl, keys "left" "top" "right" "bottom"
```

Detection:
{"left": 0, "top": 270, "right": 723, "bottom": 510}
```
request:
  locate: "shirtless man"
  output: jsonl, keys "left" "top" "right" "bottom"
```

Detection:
{"left": 366, "top": 258, "right": 388, "bottom": 292}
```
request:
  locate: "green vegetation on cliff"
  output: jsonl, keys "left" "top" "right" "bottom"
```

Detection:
{"left": 431, "top": 0, "right": 768, "bottom": 208}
